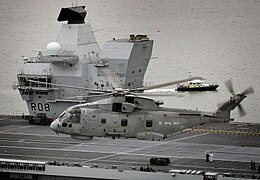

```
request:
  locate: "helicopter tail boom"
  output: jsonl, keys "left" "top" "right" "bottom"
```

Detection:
{"left": 215, "top": 94, "right": 247, "bottom": 119}
{"left": 215, "top": 81, "right": 254, "bottom": 119}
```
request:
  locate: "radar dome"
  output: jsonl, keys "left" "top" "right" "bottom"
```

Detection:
{"left": 47, "top": 42, "right": 61, "bottom": 55}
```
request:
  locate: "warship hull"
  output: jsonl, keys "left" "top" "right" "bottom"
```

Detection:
{"left": 15, "top": 6, "right": 153, "bottom": 122}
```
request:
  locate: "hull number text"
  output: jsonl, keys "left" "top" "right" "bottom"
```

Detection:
{"left": 31, "top": 103, "right": 51, "bottom": 112}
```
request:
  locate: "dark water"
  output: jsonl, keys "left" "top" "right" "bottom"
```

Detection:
{"left": 0, "top": 0, "right": 259, "bottom": 123}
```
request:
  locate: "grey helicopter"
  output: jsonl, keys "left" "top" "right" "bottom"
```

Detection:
{"left": 50, "top": 77, "right": 254, "bottom": 141}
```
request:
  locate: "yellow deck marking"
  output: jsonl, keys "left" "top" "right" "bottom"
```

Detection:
{"left": 191, "top": 129, "right": 260, "bottom": 136}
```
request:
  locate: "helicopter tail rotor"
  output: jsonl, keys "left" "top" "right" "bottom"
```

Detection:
{"left": 236, "top": 85, "right": 254, "bottom": 117}
{"left": 225, "top": 79, "right": 235, "bottom": 96}
{"left": 225, "top": 79, "right": 254, "bottom": 96}
{"left": 237, "top": 104, "right": 246, "bottom": 117}
{"left": 241, "top": 86, "right": 254, "bottom": 96}
{"left": 219, "top": 80, "right": 254, "bottom": 117}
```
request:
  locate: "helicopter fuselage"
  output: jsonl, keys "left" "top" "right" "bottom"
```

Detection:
{"left": 50, "top": 94, "right": 233, "bottom": 141}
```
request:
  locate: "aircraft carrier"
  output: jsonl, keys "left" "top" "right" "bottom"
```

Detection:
{"left": 3, "top": 5, "right": 259, "bottom": 180}
{"left": 0, "top": 115, "right": 259, "bottom": 179}
{"left": 13, "top": 6, "right": 153, "bottom": 123}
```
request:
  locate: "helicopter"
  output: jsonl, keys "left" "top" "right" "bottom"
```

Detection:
{"left": 50, "top": 76, "right": 254, "bottom": 141}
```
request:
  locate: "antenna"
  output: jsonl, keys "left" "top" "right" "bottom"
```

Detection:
{"left": 93, "top": 28, "right": 104, "bottom": 33}
{"left": 72, "top": 1, "right": 78, "bottom": 7}
{"left": 189, "top": 72, "right": 192, "bottom": 79}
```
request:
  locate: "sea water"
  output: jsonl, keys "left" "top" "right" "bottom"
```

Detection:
{"left": 0, "top": 0, "right": 259, "bottom": 123}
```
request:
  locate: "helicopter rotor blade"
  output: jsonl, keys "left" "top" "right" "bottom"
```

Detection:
{"left": 63, "top": 92, "right": 115, "bottom": 100}
{"left": 132, "top": 76, "right": 204, "bottom": 91}
{"left": 134, "top": 92, "right": 185, "bottom": 97}
{"left": 237, "top": 104, "right": 246, "bottom": 117}
{"left": 225, "top": 79, "right": 235, "bottom": 95}
{"left": 27, "top": 80, "right": 108, "bottom": 93}
{"left": 241, "top": 86, "right": 254, "bottom": 96}
{"left": 100, "top": 67, "right": 119, "bottom": 90}
{"left": 217, "top": 101, "right": 226, "bottom": 108}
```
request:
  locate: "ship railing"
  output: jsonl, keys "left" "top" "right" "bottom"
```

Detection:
{"left": 32, "top": 50, "right": 76, "bottom": 57}
{"left": 23, "top": 50, "right": 77, "bottom": 64}
{"left": 0, "top": 113, "right": 30, "bottom": 120}
{"left": 46, "top": 92, "right": 87, "bottom": 102}
{"left": 16, "top": 75, "right": 56, "bottom": 89}
{"left": 0, "top": 158, "right": 46, "bottom": 172}
{"left": 12, "top": 81, "right": 20, "bottom": 90}
{"left": 143, "top": 81, "right": 154, "bottom": 87}
{"left": 19, "top": 68, "right": 53, "bottom": 76}
{"left": 13, "top": 82, "right": 58, "bottom": 91}
{"left": 82, "top": 56, "right": 103, "bottom": 64}
{"left": 14, "top": 83, "right": 55, "bottom": 89}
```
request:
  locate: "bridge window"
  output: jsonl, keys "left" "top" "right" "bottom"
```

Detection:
{"left": 146, "top": 120, "right": 153, "bottom": 127}
{"left": 18, "top": 76, "right": 52, "bottom": 88}
{"left": 121, "top": 119, "right": 128, "bottom": 127}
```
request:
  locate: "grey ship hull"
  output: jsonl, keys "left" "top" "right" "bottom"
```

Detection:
{"left": 15, "top": 6, "right": 153, "bottom": 120}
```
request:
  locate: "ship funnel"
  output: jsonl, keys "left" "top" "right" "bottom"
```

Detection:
{"left": 57, "top": 6, "right": 86, "bottom": 24}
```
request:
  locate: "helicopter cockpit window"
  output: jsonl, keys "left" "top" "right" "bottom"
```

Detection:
{"left": 68, "top": 108, "right": 80, "bottom": 123}
{"left": 60, "top": 108, "right": 80, "bottom": 124}
{"left": 70, "top": 114, "right": 80, "bottom": 123}
{"left": 68, "top": 108, "right": 81, "bottom": 114}
{"left": 59, "top": 112, "right": 72, "bottom": 123}
{"left": 59, "top": 111, "right": 66, "bottom": 119}
{"left": 112, "top": 103, "right": 122, "bottom": 112}
{"left": 146, "top": 120, "right": 153, "bottom": 127}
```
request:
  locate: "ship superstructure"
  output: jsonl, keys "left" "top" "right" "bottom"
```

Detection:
{"left": 15, "top": 6, "right": 153, "bottom": 121}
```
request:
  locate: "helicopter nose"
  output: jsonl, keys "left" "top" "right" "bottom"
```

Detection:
{"left": 50, "top": 119, "right": 59, "bottom": 132}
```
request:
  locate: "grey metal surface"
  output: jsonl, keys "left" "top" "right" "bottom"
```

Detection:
{"left": 0, "top": 117, "right": 259, "bottom": 177}
{"left": 15, "top": 6, "right": 154, "bottom": 120}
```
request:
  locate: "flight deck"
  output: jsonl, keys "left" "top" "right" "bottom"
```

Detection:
{"left": 0, "top": 115, "right": 259, "bottom": 179}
